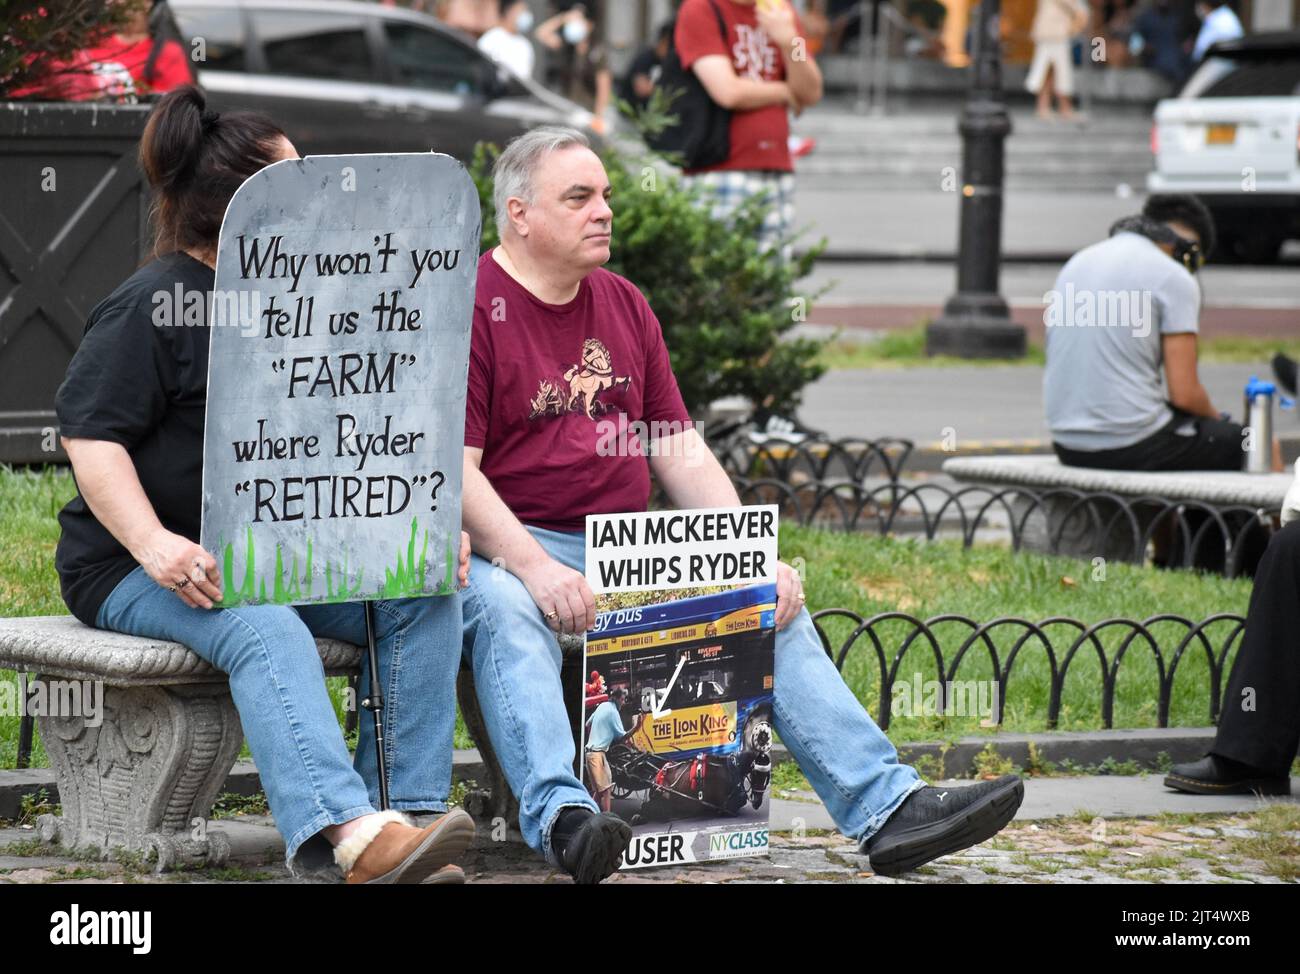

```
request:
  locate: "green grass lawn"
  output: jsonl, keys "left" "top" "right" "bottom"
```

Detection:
{"left": 0, "top": 465, "right": 1252, "bottom": 767}
{"left": 815, "top": 325, "right": 1300, "bottom": 371}
{"left": 782, "top": 525, "right": 1250, "bottom": 742}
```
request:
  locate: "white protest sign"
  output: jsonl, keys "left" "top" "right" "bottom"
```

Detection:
{"left": 585, "top": 506, "right": 779, "bottom": 595}
{"left": 200, "top": 153, "right": 478, "bottom": 608}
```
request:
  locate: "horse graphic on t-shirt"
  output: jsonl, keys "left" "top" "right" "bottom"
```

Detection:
{"left": 565, "top": 338, "right": 630, "bottom": 419}
{"left": 528, "top": 338, "right": 631, "bottom": 421}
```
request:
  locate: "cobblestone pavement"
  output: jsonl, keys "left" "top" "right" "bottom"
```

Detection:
{"left": 1, "top": 803, "right": 1296, "bottom": 884}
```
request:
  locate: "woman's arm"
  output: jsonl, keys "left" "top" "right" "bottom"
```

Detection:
{"left": 592, "top": 65, "right": 613, "bottom": 129}
{"left": 756, "top": 1, "right": 824, "bottom": 108}
{"left": 62, "top": 436, "right": 224, "bottom": 609}
{"left": 534, "top": 11, "right": 570, "bottom": 51}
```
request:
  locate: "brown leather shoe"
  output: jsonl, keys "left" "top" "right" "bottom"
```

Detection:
{"left": 341, "top": 808, "right": 475, "bottom": 885}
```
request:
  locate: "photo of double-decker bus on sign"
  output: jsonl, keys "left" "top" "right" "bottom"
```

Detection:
{"left": 581, "top": 583, "right": 776, "bottom": 870}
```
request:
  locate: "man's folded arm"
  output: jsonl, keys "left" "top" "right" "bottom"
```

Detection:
{"left": 462, "top": 445, "right": 553, "bottom": 574}
{"left": 648, "top": 427, "right": 741, "bottom": 509}
{"left": 649, "top": 427, "right": 802, "bottom": 629}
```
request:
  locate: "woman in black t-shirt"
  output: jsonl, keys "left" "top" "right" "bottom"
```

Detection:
{"left": 54, "top": 86, "right": 474, "bottom": 883}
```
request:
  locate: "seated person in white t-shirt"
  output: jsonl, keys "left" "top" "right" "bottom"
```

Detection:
{"left": 478, "top": 0, "right": 536, "bottom": 79}
{"left": 1044, "top": 194, "right": 1251, "bottom": 472}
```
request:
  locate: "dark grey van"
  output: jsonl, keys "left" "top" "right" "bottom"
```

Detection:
{"left": 169, "top": 0, "right": 599, "bottom": 160}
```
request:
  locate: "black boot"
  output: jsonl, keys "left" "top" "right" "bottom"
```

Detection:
{"left": 861, "top": 775, "right": 1024, "bottom": 877}
{"left": 1164, "top": 754, "right": 1291, "bottom": 796}
{"left": 551, "top": 808, "right": 632, "bottom": 885}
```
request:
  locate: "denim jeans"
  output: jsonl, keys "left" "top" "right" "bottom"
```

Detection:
{"left": 96, "top": 564, "right": 462, "bottom": 870}
{"left": 460, "top": 526, "right": 923, "bottom": 863}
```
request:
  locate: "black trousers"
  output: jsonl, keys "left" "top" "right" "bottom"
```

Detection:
{"left": 1053, "top": 408, "right": 1245, "bottom": 472}
{"left": 1213, "top": 520, "right": 1300, "bottom": 775}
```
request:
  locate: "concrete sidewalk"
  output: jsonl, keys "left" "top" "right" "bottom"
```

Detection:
{"left": 804, "top": 260, "right": 1300, "bottom": 313}
{"left": 2, "top": 775, "right": 1293, "bottom": 884}
{"left": 792, "top": 183, "right": 1300, "bottom": 264}
{"left": 776, "top": 776, "right": 1300, "bottom": 832}
{"left": 798, "top": 188, "right": 1143, "bottom": 261}
{"left": 798, "top": 361, "right": 1297, "bottom": 447}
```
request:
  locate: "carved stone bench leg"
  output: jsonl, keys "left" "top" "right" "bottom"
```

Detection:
{"left": 36, "top": 680, "right": 243, "bottom": 873}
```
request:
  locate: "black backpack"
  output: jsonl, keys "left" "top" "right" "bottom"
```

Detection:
{"left": 645, "top": 0, "right": 731, "bottom": 170}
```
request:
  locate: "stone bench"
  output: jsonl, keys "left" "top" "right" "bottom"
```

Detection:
{"left": 0, "top": 614, "right": 582, "bottom": 870}
{"left": 942, "top": 454, "right": 1291, "bottom": 568}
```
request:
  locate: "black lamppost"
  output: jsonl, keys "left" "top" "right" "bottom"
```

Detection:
{"left": 925, "top": 0, "right": 1025, "bottom": 358}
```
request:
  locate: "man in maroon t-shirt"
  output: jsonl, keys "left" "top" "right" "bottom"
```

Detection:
{"left": 674, "top": 0, "right": 823, "bottom": 257}
{"left": 459, "top": 127, "right": 1024, "bottom": 885}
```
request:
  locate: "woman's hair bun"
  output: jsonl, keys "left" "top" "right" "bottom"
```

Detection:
{"left": 137, "top": 85, "right": 287, "bottom": 258}
{"left": 139, "top": 85, "right": 210, "bottom": 192}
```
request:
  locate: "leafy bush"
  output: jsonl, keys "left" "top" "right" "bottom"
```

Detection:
{"left": 468, "top": 136, "right": 827, "bottom": 417}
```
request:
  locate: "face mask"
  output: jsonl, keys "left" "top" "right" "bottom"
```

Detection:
{"left": 563, "top": 19, "right": 589, "bottom": 44}
{"left": 515, "top": 10, "right": 534, "bottom": 32}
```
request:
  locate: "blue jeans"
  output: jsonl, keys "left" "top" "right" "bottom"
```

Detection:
{"left": 96, "top": 564, "right": 462, "bottom": 870}
{"left": 460, "top": 526, "right": 923, "bottom": 863}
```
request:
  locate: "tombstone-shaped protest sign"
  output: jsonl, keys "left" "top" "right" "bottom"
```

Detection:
{"left": 200, "top": 153, "right": 478, "bottom": 607}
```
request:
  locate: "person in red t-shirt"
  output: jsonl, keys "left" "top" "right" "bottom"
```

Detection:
{"left": 458, "top": 125, "right": 1025, "bottom": 885}
{"left": 83, "top": 6, "right": 195, "bottom": 97}
{"left": 9, "top": 5, "right": 193, "bottom": 102}
{"left": 674, "top": 0, "right": 824, "bottom": 258}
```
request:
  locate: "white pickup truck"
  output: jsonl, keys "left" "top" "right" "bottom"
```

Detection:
{"left": 1148, "top": 31, "right": 1300, "bottom": 263}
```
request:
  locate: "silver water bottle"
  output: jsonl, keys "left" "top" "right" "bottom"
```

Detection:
{"left": 1243, "top": 376, "right": 1292, "bottom": 473}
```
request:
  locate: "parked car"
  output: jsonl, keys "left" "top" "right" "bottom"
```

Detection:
{"left": 1147, "top": 30, "right": 1300, "bottom": 263}
{"left": 167, "top": 0, "right": 599, "bottom": 162}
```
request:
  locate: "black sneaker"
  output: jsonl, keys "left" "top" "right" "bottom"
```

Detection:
{"left": 552, "top": 808, "right": 632, "bottom": 885}
{"left": 1272, "top": 353, "right": 1298, "bottom": 397}
{"left": 861, "top": 775, "right": 1024, "bottom": 877}
{"left": 1164, "top": 754, "right": 1290, "bottom": 796}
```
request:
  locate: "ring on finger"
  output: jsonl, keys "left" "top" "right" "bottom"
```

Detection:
{"left": 177, "top": 578, "right": 191, "bottom": 590}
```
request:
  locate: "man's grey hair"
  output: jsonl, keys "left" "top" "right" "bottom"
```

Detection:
{"left": 492, "top": 126, "right": 591, "bottom": 236}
